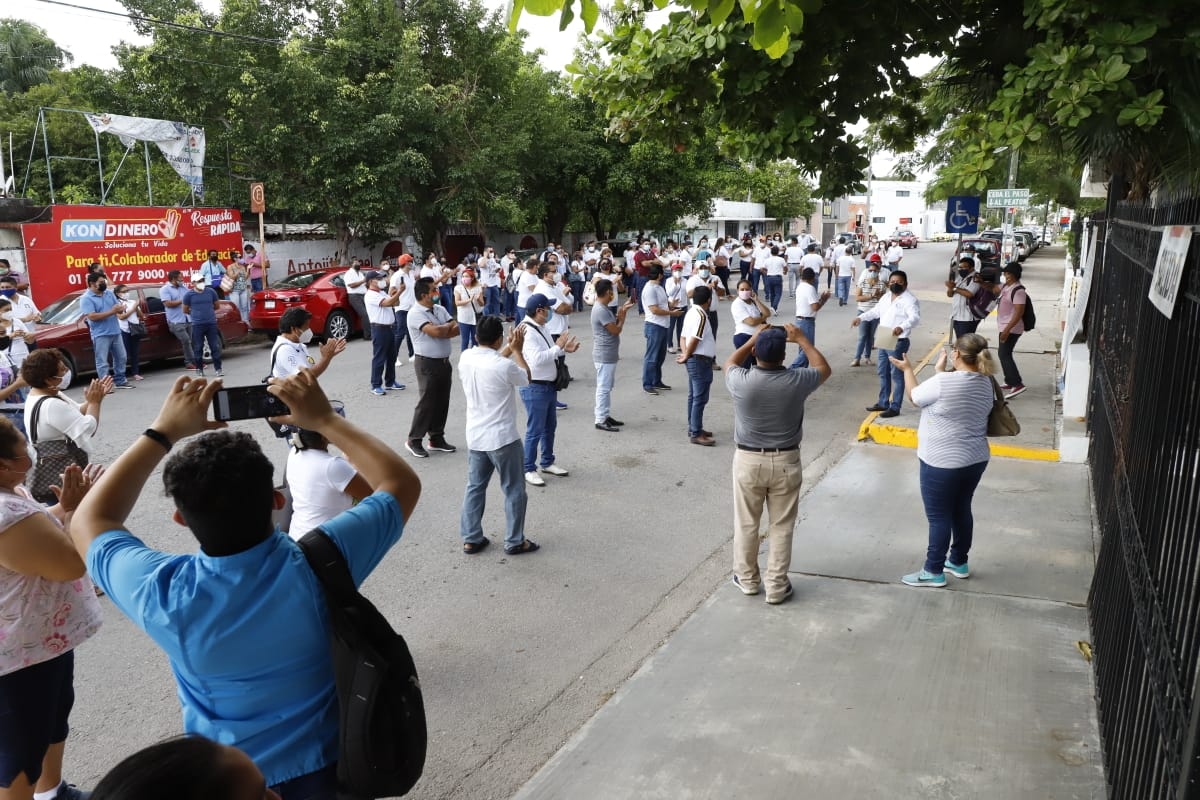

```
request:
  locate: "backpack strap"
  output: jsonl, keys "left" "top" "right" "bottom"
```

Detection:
{"left": 297, "top": 528, "right": 359, "bottom": 600}
{"left": 262, "top": 342, "right": 284, "bottom": 384}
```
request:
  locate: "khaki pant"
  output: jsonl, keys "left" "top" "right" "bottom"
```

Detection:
{"left": 732, "top": 448, "right": 803, "bottom": 598}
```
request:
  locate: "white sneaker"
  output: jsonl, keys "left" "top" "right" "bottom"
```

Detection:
{"left": 524, "top": 471, "right": 546, "bottom": 486}
{"left": 540, "top": 464, "right": 569, "bottom": 477}
{"left": 395, "top": 358, "right": 405, "bottom": 367}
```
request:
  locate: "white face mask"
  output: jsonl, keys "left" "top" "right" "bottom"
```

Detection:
{"left": 299, "top": 328, "right": 314, "bottom": 344}
{"left": 699, "top": 270, "right": 711, "bottom": 279}
{"left": 738, "top": 290, "right": 752, "bottom": 301}
{"left": 57, "top": 369, "right": 72, "bottom": 389}
{"left": 641, "top": 245, "right": 651, "bottom": 253}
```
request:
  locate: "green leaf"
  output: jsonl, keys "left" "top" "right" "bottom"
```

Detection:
{"left": 507, "top": 0, "right": 525, "bottom": 31}
{"left": 740, "top": 0, "right": 764, "bottom": 25}
{"left": 558, "top": 3, "right": 575, "bottom": 30}
{"left": 523, "top": 0, "right": 563, "bottom": 15}
{"left": 579, "top": 0, "right": 600, "bottom": 31}
{"left": 751, "top": 1, "right": 786, "bottom": 51}
{"left": 709, "top": 0, "right": 736, "bottom": 25}
{"left": 1101, "top": 57, "right": 1130, "bottom": 84}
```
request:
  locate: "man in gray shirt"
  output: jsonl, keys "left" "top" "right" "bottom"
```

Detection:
{"left": 591, "top": 279, "right": 636, "bottom": 432}
{"left": 405, "top": 277, "right": 459, "bottom": 459}
{"left": 724, "top": 325, "right": 831, "bottom": 604}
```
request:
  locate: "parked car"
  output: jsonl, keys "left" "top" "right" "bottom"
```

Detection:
{"left": 34, "top": 284, "right": 248, "bottom": 384}
{"left": 953, "top": 238, "right": 1003, "bottom": 281}
{"left": 893, "top": 230, "right": 919, "bottom": 248}
{"left": 836, "top": 232, "right": 864, "bottom": 255}
{"left": 248, "top": 267, "right": 364, "bottom": 339}
{"left": 929, "top": 231, "right": 955, "bottom": 242}
{"left": 1014, "top": 231, "right": 1036, "bottom": 260}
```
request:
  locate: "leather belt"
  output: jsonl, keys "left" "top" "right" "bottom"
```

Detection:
{"left": 736, "top": 444, "right": 799, "bottom": 453}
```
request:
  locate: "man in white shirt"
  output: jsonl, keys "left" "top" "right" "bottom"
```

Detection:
{"left": 835, "top": 250, "right": 857, "bottom": 306}
{"left": 459, "top": 316, "right": 539, "bottom": 555}
{"left": 760, "top": 245, "right": 787, "bottom": 313}
{"left": 784, "top": 237, "right": 805, "bottom": 298}
{"left": 751, "top": 236, "right": 771, "bottom": 296}
{"left": 641, "top": 264, "right": 683, "bottom": 394}
{"left": 519, "top": 294, "right": 579, "bottom": 486}
{"left": 534, "top": 261, "right": 573, "bottom": 410}
{"left": 946, "top": 256, "right": 983, "bottom": 340}
{"left": 270, "top": 307, "right": 346, "bottom": 380}
{"left": 886, "top": 242, "right": 905, "bottom": 269}
{"left": 364, "top": 272, "right": 403, "bottom": 395}
{"left": 479, "top": 247, "right": 502, "bottom": 317}
{"left": 676, "top": 286, "right": 718, "bottom": 446}
{"left": 514, "top": 257, "right": 540, "bottom": 324}
{"left": 793, "top": 268, "right": 831, "bottom": 368}
{"left": 0, "top": 275, "right": 37, "bottom": 367}
{"left": 342, "top": 259, "right": 371, "bottom": 341}
{"left": 390, "top": 254, "right": 416, "bottom": 366}
{"left": 799, "top": 244, "right": 824, "bottom": 287}
{"left": 852, "top": 269, "right": 921, "bottom": 417}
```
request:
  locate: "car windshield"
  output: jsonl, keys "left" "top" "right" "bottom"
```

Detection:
{"left": 40, "top": 294, "right": 84, "bottom": 325}
{"left": 967, "top": 241, "right": 999, "bottom": 254}
{"left": 270, "top": 272, "right": 324, "bottom": 290}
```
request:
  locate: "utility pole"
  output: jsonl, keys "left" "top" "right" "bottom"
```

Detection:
{"left": 1003, "top": 148, "right": 1018, "bottom": 261}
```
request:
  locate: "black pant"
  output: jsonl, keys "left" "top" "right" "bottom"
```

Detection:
{"left": 951, "top": 319, "right": 980, "bottom": 341}
{"left": 998, "top": 332, "right": 1022, "bottom": 386}
{"left": 348, "top": 294, "right": 370, "bottom": 339}
{"left": 122, "top": 330, "right": 142, "bottom": 376}
{"left": 408, "top": 355, "right": 452, "bottom": 442}
{"left": 370, "top": 323, "right": 398, "bottom": 388}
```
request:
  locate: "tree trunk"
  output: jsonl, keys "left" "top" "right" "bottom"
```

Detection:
{"left": 334, "top": 220, "right": 353, "bottom": 264}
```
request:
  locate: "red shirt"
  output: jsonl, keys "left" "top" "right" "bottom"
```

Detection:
{"left": 632, "top": 249, "right": 658, "bottom": 277}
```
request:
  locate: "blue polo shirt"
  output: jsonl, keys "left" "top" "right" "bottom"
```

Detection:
{"left": 184, "top": 287, "right": 219, "bottom": 324}
{"left": 87, "top": 491, "right": 405, "bottom": 786}
{"left": 79, "top": 288, "right": 121, "bottom": 337}
{"left": 161, "top": 283, "right": 190, "bottom": 324}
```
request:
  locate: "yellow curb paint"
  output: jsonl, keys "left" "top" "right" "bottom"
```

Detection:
{"left": 854, "top": 335, "right": 1061, "bottom": 461}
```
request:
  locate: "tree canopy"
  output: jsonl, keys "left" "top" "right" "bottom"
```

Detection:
{"left": 0, "top": 19, "right": 72, "bottom": 95}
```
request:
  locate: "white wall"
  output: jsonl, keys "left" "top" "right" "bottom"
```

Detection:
{"left": 851, "top": 180, "right": 930, "bottom": 236}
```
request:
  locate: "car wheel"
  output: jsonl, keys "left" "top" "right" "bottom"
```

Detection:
{"left": 325, "top": 310, "right": 351, "bottom": 340}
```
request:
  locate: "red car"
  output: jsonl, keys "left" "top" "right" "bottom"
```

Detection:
{"left": 34, "top": 284, "right": 249, "bottom": 384}
{"left": 894, "top": 230, "right": 919, "bottom": 248}
{"left": 248, "top": 268, "right": 364, "bottom": 339}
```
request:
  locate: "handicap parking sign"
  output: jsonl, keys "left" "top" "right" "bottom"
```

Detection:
{"left": 946, "top": 196, "right": 981, "bottom": 234}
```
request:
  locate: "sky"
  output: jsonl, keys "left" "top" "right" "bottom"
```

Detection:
{"left": 13, "top": 0, "right": 587, "bottom": 73}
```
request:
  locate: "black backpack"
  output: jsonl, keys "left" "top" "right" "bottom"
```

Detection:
{"left": 1015, "top": 284, "right": 1036, "bottom": 331}
{"left": 298, "top": 529, "right": 427, "bottom": 799}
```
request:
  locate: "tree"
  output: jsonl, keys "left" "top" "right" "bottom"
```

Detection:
{"left": 714, "top": 161, "right": 813, "bottom": 222}
{"left": 0, "top": 19, "right": 72, "bottom": 95}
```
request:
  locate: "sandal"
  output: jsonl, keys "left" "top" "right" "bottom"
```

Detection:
{"left": 463, "top": 538, "right": 490, "bottom": 555}
{"left": 504, "top": 539, "right": 540, "bottom": 555}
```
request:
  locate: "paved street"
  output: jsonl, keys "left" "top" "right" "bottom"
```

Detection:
{"left": 61, "top": 242, "right": 1074, "bottom": 798}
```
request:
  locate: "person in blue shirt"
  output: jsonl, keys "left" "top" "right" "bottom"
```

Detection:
{"left": 160, "top": 271, "right": 196, "bottom": 371}
{"left": 79, "top": 272, "right": 132, "bottom": 389}
{"left": 182, "top": 274, "right": 222, "bottom": 377}
{"left": 71, "top": 370, "right": 423, "bottom": 800}
{"left": 197, "top": 250, "right": 227, "bottom": 297}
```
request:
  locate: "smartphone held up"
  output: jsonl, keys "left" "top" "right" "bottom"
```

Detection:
{"left": 213, "top": 385, "right": 290, "bottom": 422}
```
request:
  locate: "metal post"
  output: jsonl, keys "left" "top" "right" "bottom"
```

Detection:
{"left": 95, "top": 120, "right": 106, "bottom": 202}
{"left": 39, "top": 109, "right": 55, "bottom": 203}
{"left": 864, "top": 151, "right": 873, "bottom": 250}
{"left": 144, "top": 141, "right": 153, "bottom": 205}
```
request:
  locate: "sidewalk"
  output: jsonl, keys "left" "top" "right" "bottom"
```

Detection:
{"left": 514, "top": 249, "right": 1106, "bottom": 799}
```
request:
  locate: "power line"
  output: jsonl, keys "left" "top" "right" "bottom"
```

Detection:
{"left": 31, "top": 0, "right": 333, "bottom": 54}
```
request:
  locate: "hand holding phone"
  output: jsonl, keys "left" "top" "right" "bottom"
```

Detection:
{"left": 213, "top": 384, "right": 291, "bottom": 421}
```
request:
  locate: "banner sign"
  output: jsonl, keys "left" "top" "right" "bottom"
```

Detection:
{"left": 1149, "top": 225, "right": 1192, "bottom": 319}
{"left": 84, "top": 113, "right": 206, "bottom": 200}
{"left": 20, "top": 205, "right": 243, "bottom": 305}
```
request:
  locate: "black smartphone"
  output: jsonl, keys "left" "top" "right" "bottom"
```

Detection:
{"left": 212, "top": 385, "right": 290, "bottom": 421}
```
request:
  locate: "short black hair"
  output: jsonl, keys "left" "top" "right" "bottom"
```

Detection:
{"left": 537, "top": 262, "right": 556, "bottom": 278}
{"left": 87, "top": 271, "right": 105, "bottom": 286}
{"left": 801, "top": 267, "right": 817, "bottom": 281}
{"left": 958, "top": 257, "right": 975, "bottom": 267}
{"left": 692, "top": 285, "right": 713, "bottom": 306}
{"left": 649, "top": 264, "right": 663, "bottom": 280}
{"left": 476, "top": 315, "right": 504, "bottom": 345}
{"left": 594, "top": 278, "right": 613, "bottom": 300}
{"left": 167, "top": 270, "right": 182, "bottom": 281}
{"left": 163, "top": 431, "right": 275, "bottom": 557}
{"left": 279, "top": 307, "right": 312, "bottom": 334}
{"left": 890, "top": 270, "right": 909, "bottom": 284}
{"left": 91, "top": 735, "right": 248, "bottom": 800}
{"left": 0, "top": 275, "right": 15, "bottom": 287}
{"left": 414, "top": 277, "right": 436, "bottom": 302}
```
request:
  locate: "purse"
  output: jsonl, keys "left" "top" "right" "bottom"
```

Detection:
{"left": 219, "top": 274, "right": 235, "bottom": 294}
{"left": 27, "top": 395, "right": 90, "bottom": 504}
{"left": 986, "top": 377, "right": 1020, "bottom": 437}
{"left": 128, "top": 321, "right": 147, "bottom": 337}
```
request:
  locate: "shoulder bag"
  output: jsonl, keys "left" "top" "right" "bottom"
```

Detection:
{"left": 27, "top": 395, "right": 90, "bottom": 504}
{"left": 523, "top": 322, "right": 571, "bottom": 391}
{"left": 986, "top": 377, "right": 1020, "bottom": 437}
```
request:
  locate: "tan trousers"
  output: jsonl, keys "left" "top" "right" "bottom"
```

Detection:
{"left": 732, "top": 448, "right": 803, "bottom": 597}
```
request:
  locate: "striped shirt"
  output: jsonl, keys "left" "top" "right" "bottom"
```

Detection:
{"left": 910, "top": 371, "right": 994, "bottom": 468}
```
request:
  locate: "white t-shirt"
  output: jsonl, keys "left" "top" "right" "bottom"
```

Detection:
{"left": 455, "top": 283, "right": 483, "bottom": 325}
{"left": 664, "top": 276, "right": 688, "bottom": 309}
{"left": 730, "top": 298, "right": 761, "bottom": 336}
{"left": 686, "top": 274, "right": 721, "bottom": 304}
{"left": 799, "top": 253, "right": 824, "bottom": 275}
{"left": 681, "top": 305, "right": 716, "bottom": 357}
{"left": 391, "top": 270, "right": 415, "bottom": 311}
{"left": 796, "top": 282, "right": 820, "bottom": 318}
{"left": 784, "top": 245, "right": 805, "bottom": 264}
{"left": 592, "top": 271, "right": 621, "bottom": 309}
{"left": 886, "top": 245, "right": 904, "bottom": 265}
{"left": 753, "top": 245, "right": 772, "bottom": 269}
{"left": 836, "top": 254, "right": 856, "bottom": 277}
{"left": 458, "top": 346, "right": 529, "bottom": 452}
{"left": 343, "top": 267, "right": 368, "bottom": 295}
{"left": 515, "top": 269, "right": 539, "bottom": 309}
{"left": 642, "top": 282, "right": 671, "bottom": 329}
{"left": 365, "top": 289, "right": 395, "bottom": 325}
{"left": 25, "top": 394, "right": 97, "bottom": 457}
{"left": 271, "top": 337, "right": 311, "bottom": 378}
{"left": 763, "top": 255, "right": 786, "bottom": 277}
{"left": 284, "top": 448, "right": 357, "bottom": 540}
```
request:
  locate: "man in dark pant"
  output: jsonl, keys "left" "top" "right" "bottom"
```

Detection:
{"left": 364, "top": 272, "right": 402, "bottom": 395}
{"left": 405, "top": 277, "right": 459, "bottom": 458}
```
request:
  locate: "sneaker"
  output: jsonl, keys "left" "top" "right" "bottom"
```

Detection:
{"left": 999, "top": 384, "right": 1013, "bottom": 391}
{"left": 643, "top": 387, "right": 659, "bottom": 396}
{"left": 1005, "top": 385, "right": 1026, "bottom": 399}
{"left": 427, "top": 439, "right": 457, "bottom": 453}
{"left": 901, "top": 569, "right": 947, "bottom": 588}
{"left": 405, "top": 439, "right": 429, "bottom": 458}
{"left": 133, "top": 374, "right": 145, "bottom": 381}
{"left": 116, "top": 383, "right": 134, "bottom": 389}
{"left": 50, "top": 783, "right": 90, "bottom": 800}
{"left": 731, "top": 574, "right": 759, "bottom": 596}
{"left": 850, "top": 358, "right": 860, "bottom": 366}
{"left": 765, "top": 580, "right": 794, "bottom": 605}
{"left": 386, "top": 382, "right": 406, "bottom": 390}
{"left": 371, "top": 387, "right": 386, "bottom": 396}
{"left": 395, "top": 358, "right": 405, "bottom": 367}
{"left": 944, "top": 560, "right": 970, "bottom": 579}
{"left": 595, "top": 421, "right": 620, "bottom": 432}
{"left": 540, "top": 464, "right": 569, "bottom": 477}
{"left": 524, "top": 470, "right": 546, "bottom": 486}
{"left": 555, "top": 400, "right": 568, "bottom": 410}
{"left": 605, "top": 416, "right": 625, "bottom": 427}
{"left": 215, "top": 370, "right": 224, "bottom": 377}
{"left": 667, "top": 346, "right": 678, "bottom": 354}
{"left": 654, "top": 383, "right": 672, "bottom": 391}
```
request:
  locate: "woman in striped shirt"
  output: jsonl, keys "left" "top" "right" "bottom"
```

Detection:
{"left": 890, "top": 333, "right": 997, "bottom": 588}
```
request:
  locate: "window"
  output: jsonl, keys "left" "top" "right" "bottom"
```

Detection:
{"left": 895, "top": 190, "right": 911, "bottom": 197}
{"left": 872, "top": 216, "right": 886, "bottom": 224}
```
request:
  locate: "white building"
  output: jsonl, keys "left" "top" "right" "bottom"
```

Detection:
{"left": 678, "top": 198, "right": 774, "bottom": 242}
{"left": 849, "top": 180, "right": 938, "bottom": 240}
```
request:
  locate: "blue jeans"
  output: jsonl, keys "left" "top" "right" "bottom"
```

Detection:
{"left": 229, "top": 289, "right": 250, "bottom": 321}
{"left": 750, "top": 270, "right": 763, "bottom": 295}
{"left": 484, "top": 286, "right": 501, "bottom": 317}
{"left": 370, "top": 323, "right": 397, "bottom": 388}
{"left": 270, "top": 763, "right": 337, "bottom": 800}
{"left": 877, "top": 337, "right": 910, "bottom": 411}
{"left": 685, "top": 356, "right": 714, "bottom": 437}
{"left": 519, "top": 383, "right": 558, "bottom": 472}
{"left": 763, "top": 275, "right": 783, "bottom": 311}
{"left": 635, "top": 275, "right": 649, "bottom": 314}
{"left": 594, "top": 361, "right": 616, "bottom": 423}
{"left": 836, "top": 276, "right": 852, "bottom": 304}
{"left": 461, "top": 439, "right": 527, "bottom": 550}
{"left": 570, "top": 279, "right": 585, "bottom": 311}
{"left": 668, "top": 311, "right": 684, "bottom": 348}
{"left": 732, "top": 332, "right": 754, "bottom": 368}
{"left": 919, "top": 458, "right": 988, "bottom": 574}
{"left": 854, "top": 316, "right": 879, "bottom": 360}
{"left": 191, "top": 321, "right": 222, "bottom": 371}
{"left": 93, "top": 333, "right": 128, "bottom": 384}
{"left": 460, "top": 322, "right": 477, "bottom": 351}
{"left": 642, "top": 322, "right": 670, "bottom": 390}
{"left": 251, "top": 277, "right": 263, "bottom": 293}
{"left": 514, "top": 305, "right": 526, "bottom": 325}
{"left": 438, "top": 285, "right": 454, "bottom": 315}
{"left": 393, "top": 310, "right": 413, "bottom": 358}
{"left": 789, "top": 317, "right": 816, "bottom": 368}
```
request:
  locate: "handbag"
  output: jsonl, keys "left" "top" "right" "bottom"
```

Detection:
{"left": 986, "top": 377, "right": 1020, "bottom": 437}
{"left": 27, "top": 395, "right": 90, "bottom": 504}
{"left": 524, "top": 323, "right": 572, "bottom": 391}
{"left": 219, "top": 274, "right": 235, "bottom": 294}
{"left": 128, "top": 321, "right": 146, "bottom": 337}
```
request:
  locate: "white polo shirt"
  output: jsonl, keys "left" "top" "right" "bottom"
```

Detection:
{"left": 364, "top": 289, "right": 395, "bottom": 325}
{"left": 458, "top": 346, "right": 529, "bottom": 452}
{"left": 681, "top": 305, "right": 716, "bottom": 357}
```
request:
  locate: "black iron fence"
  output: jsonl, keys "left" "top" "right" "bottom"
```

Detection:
{"left": 1087, "top": 190, "right": 1200, "bottom": 799}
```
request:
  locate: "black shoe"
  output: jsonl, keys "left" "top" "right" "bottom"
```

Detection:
{"left": 866, "top": 404, "right": 887, "bottom": 412}
{"left": 605, "top": 416, "right": 625, "bottom": 426}
{"left": 879, "top": 409, "right": 900, "bottom": 418}
{"left": 654, "top": 383, "right": 672, "bottom": 390}
{"left": 504, "top": 539, "right": 540, "bottom": 555}
{"left": 595, "top": 421, "right": 620, "bottom": 432}
{"left": 405, "top": 439, "right": 429, "bottom": 458}
{"left": 428, "top": 439, "right": 457, "bottom": 453}
{"left": 643, "top": 387, "right": 659, "bottom": 396}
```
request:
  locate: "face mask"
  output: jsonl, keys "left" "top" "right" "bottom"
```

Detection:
{"left": 544, "top": 307, "right": 555, "bottom": 322}
{"left": 462, "top": 277, "right": 473, "bottom": 285}
{"left": 57, "top": 369, "right": 72, "bottom": 388}
{"left": 97, "top": 281, "right": 108, "bottom": 292}
{"left": 0, "top": 289, "right": 15, "bottom": 298}
{"left": 699, "top": 270, "right": 711, "bottom": 279}
{"left": 641, "top": 245, "right": 651, "bottom": 253}
{"left": 738, "top": 290, "right": 752, "bottom": 300}
{"left": 958, "top": 269, "right": 972, "bottom": 278}
{"left": 889, "top": 283, "right": 905, "bottom": 295}
{"left": 672, "top": 272, "right": 682, "bottom": 280}
{"left": 700, "top": 240, "right": 708, "bottom": 246}
{"left": 299, "top": 328, "right": 314, "bottom": 344}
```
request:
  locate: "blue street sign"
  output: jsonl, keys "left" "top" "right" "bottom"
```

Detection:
{"left": 946, "top": 196, "right": 981, "bottom": 234}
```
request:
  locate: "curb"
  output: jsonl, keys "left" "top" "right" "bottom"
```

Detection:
{"left": 855, "top": 335, "right": 1060, "bottom": 462}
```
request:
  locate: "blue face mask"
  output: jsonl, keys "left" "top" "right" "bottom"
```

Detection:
{"left": 0, "top": 289, "right": 14, "bottom": 298}
{"left": 545, "top": 306, "right": 555, "bottom": 322}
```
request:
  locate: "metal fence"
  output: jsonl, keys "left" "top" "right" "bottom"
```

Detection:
{"left": 1086, "top": 190, "right": 1200, "bottom": 799}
